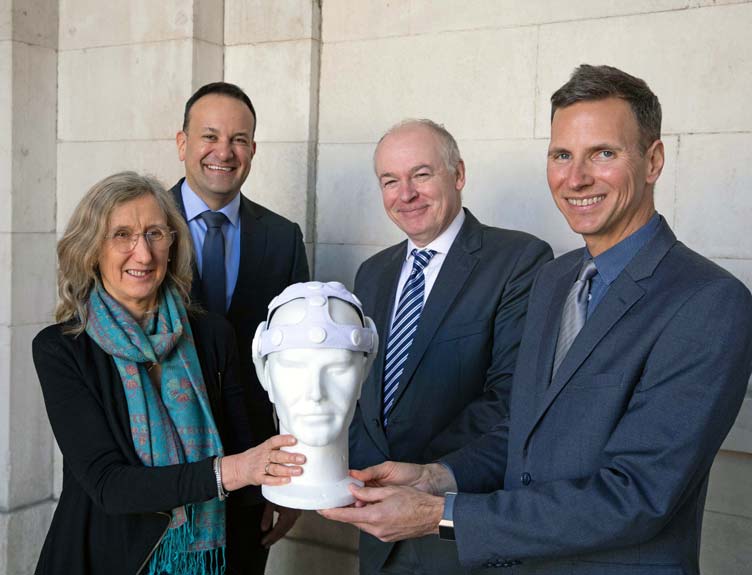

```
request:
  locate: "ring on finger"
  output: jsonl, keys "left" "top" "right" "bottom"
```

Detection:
{"left": 264, "top": 462, "right": 272, "bottom": 475}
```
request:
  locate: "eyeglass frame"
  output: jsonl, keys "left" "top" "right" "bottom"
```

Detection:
{"left": 104, "top": 227, "right": 177, "bottom": 253}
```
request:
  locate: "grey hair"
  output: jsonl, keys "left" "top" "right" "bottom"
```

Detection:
{"left": 374, "top": 118, "right": 463, "bottom": 173}
{"left": 56, "top": 171, "right": 194, "bottom": 335}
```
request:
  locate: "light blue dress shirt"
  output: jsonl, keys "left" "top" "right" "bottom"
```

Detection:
{"left": 180, "top": 180, "right": 241, "bottom": 313}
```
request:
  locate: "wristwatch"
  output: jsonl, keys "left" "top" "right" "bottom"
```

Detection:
{"left": 438, "top": 492, "right": 457, "bottom": 541}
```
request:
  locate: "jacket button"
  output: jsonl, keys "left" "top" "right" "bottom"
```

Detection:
{"left": 520, "top": 472, "right": 532, "bottom": 486}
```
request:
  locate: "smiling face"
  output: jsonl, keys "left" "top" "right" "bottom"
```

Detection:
{"left": 98, "top": 195, "right": 170, "bottom": 319}
{"left": 267, "top": 348, "right": 364, "bottom": 446}
{"left": 176, "top": 94, "right": 256, "bottom": 211}
{"left": 547, "top": 97, "right": 664, "bottom": 256}
{"left": 375, "top": 124, "right": 465, "bottom": 247}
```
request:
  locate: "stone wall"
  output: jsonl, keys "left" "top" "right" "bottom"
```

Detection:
{"left": 0, "top": 1, "right": 57, "bottom": 573}
{"left": 1, "top": 1, "right": 751, "bottom": 573}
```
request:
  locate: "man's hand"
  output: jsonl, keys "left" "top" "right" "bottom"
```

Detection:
{"left": 352, "top": 461, "right": 457, "bottom": 495}
{"left": 318, "top": 484, "right": 445, "bottom": 543}
{"left": 260, "top": 502, "right": 302, "bottom": 547}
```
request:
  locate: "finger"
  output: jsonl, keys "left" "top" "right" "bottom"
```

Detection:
{"left": 260, "top": 502, "right": 275, "bottom": 532}
{"left": 349, "top": 468, "right": 371, "bottom": 482}
{"left": 348, "top": 484, "right": 391, "bottom": 503}
{"left": 318, "top": 506, "right": 374, "bottom": 524}
{"left": 350, "top": 463, "right": 386, "bottom": 483}
{"left": 260, "top": 475, "right": 292, "bottom": 486}
{"left": 268, "top": 434, "right": 297, "bottom": 448}
{"left": 273, "top": 451, "right": 306, "bottom": 465}
{"left": 268, "top": 463, "right": 303, "bottom": 477}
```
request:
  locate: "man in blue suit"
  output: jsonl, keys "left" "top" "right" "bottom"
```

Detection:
{"left": 323, "top": 65, "right": 752, "bottom": 575}
{"left": 348, "top": 119, "right": 552, "bottom": 574}
{"left": 171, "top": 82, "right": 309, "bottom": 574}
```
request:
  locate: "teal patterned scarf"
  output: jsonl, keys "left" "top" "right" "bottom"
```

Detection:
{"left": 85, "top": 283, "right": 225, "bottom": 575}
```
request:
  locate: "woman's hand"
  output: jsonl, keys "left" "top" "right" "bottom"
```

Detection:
{"left": 221, "top": 434, "right": 305, "bottom": 491}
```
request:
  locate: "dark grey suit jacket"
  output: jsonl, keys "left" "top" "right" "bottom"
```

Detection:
{"left": 350, "top": 209, "right": 552, "bottom": 572}
{"left": 170, "top": 180, "right": 309, "bottom": 455}
{"left": 443, "top": 218, "right": 752, "bottom": 574}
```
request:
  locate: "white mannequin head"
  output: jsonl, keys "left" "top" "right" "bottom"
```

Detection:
{"left": 252, "top": 282, "right": 378, "bottom": 447}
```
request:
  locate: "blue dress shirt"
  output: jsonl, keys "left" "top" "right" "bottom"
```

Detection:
{"left": 586, "top": 213, "right": 662, "bottom": 317}
{"left": 180, "top": 180, "right": 241, "bottom": 313}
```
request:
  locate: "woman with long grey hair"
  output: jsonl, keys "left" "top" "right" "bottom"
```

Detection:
{"left": 33, "top": 171, "right": 304, "bottom": 575}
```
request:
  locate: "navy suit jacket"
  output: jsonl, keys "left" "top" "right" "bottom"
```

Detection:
{"left": 170, "top": 180, "right": 309, "bottom": 451}
{"left": 443, "top": 218, "right": 752, "bottom": 574}
{"left": 350, "top": 209, "right": 552, "bottom": 570}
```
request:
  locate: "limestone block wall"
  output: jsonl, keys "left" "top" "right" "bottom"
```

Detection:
{"left": 0, "top": 1, "right": 58, "bottom": 573}
{"left": 2, "top": 1, "right": 752, "bottom": 574}
{"left": 224, "top": 0, "right": 321, "bottom": 269}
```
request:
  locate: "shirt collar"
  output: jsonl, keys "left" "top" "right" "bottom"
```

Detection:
{"left": 405, "top": 208, "right": 466, "bottom": 261}
{"left": 587, "top": 212, "right": 662, "bottom": 285}
{"left": 181, "top": 179, "right": 241, "bottom": 227}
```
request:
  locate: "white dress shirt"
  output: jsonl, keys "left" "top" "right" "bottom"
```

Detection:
{"left": 389, "top": 208, "right": 466, "bottom": 328}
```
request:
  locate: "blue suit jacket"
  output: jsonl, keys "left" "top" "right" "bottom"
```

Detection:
{"left": 350, "top": 209, "right": 552, "bottom": 571}
{"left": 171, "top": 179, "right": 309, "bottom": 447}
{"left": 443, "top": 218, "right": 752, "bottom": 574}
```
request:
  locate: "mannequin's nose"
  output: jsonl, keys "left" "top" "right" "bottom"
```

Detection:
{"left": 306, "top": 370, "right": 324, "bottom": 402}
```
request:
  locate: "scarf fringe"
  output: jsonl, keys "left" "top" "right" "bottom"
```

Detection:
{"left": 147, "top": 508, "right": 225, "bottom": 575}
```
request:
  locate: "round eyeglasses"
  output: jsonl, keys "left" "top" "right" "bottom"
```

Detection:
{"left": 105, "top": 228, "right": 177, "bottom": 253}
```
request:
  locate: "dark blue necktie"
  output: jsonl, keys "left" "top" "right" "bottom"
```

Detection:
{"left": 382, "top": 248, "right": 437, "bottom": 425}
{"left": 200, "top": 211, "right": 228, "bottom": 315}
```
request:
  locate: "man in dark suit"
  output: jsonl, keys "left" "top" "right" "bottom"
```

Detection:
{"left": 172, "top": 82, "right": 309, "bottom": 574}
{"left": 323, "top": 66, "right": 752, "bottom": 575}
{"left": 348, "top": 119, "right": 552, "bottom": 574}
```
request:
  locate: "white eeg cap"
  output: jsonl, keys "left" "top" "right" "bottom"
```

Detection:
{"left": 254, "top": 281, "right": 377, "bottom": 358}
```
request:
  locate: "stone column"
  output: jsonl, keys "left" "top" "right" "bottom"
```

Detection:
{"left": 0, "top": 1, "right": 58, "bottom": 573}
{"left": 224, "top": 0, "right": 320, "bottom": 271}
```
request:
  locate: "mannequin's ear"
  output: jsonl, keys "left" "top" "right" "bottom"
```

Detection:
{"left": 263, "top": 361, "right": 274, "bottom": 403}
{"left": 363, "top": 316, "right": 379, "bottom": 375}
{"left": 251, "top": 322, "right": 270, "bottom": 394}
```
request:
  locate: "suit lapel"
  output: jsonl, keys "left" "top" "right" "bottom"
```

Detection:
{"left": 388, "top": 212, "right": 481, "bottom": 412}
{"left": 169, "top": 180, "right": 202, "bottom": 302}
{"left": 360, "top": 246, "right": 404, "bottom": 455}
{"left": 227, "top": 195, "right": 266, "bottom": 317}
{"left": 523, "top": 219, "right": 677, "bottom": 442}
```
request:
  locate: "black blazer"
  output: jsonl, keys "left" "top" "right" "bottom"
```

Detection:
{"left": 443, "top": 219, "right": 752, "bottom": 574}
{"left": 170, "top": 180, "right": 310, "bottom": 450}
{"left": 350, "top": 209, "right": 552, "bottom": 571}
{"left": 33, "top": 312, "right": 247, "bottom": 575}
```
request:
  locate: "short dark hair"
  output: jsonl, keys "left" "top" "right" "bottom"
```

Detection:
{"left": 182, "top": 81, "right": 257, "bottom": 135}
{"left": 551, "top": 64, "right": 661, "bottom": 152}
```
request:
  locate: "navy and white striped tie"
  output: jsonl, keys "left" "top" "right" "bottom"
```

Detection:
{"left": 382, "top": 248, "right": 437, "bottom": 425}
